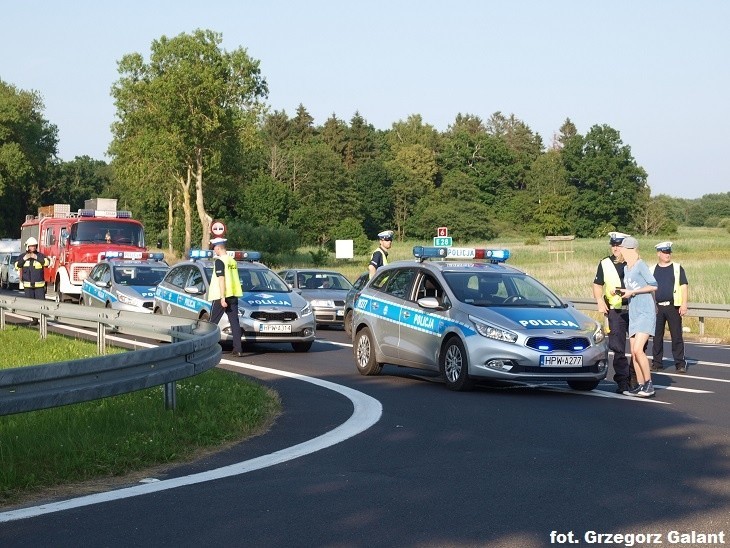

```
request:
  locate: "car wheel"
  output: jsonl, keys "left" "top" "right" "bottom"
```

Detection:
{"left": 353, "top": 327, "right": 382, "bottom": 376}
{"left": 200, "top": 311, "right": 210, "bottom": 322}
{"left": 291, "top": 341, "right": 312, "bottom": 352}
{"left": 567, "top": 379, "right": 600, "bottom": 391}
{"left": 344, "top": 309, "right": 353, "bottom": 337}
{"left": 440, "top": 336, "right": 473, "bottom": 391}
{"left": 154, "top": 307, "right": 162, "bottom": 315}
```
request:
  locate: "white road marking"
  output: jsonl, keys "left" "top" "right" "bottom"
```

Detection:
{"left": 0, "top": 354, "right": 382, "bottom": 524}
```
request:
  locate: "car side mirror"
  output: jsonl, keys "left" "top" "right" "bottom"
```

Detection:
{"left": 184, "top": 285, "right": 204, "bottom": 295}
{"left": 417, "top": 296, "right": 445, "bottom": 310}
{"left": 95, "top": 280, "right": 110, "bottom": 288}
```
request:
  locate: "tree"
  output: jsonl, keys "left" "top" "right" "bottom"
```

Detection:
{"left": 109, "top": 29, "right": 268, "bottom": 251}
{"left": 387, "top": 144, "right": 438, "bottom": 239}
{"left": 0, "top": 79, "right": 58, "bottom": 237}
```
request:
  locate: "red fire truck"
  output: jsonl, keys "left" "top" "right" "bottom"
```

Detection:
{"left": 20, "top": 198, "right": 146, "bottom": 301}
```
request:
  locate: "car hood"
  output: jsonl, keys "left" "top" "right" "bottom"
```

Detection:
{"left": 301, "top": 288, "right": 349, "bottom": 301}
{"left": 240, "top": 291, "right": 308, "bottom": 309}
{"left": 470, "top": 305, "right": 595, "bottom": 332}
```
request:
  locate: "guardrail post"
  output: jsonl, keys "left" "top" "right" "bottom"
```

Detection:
{"left": 40, "top": 314, "right": 48, "bottom": 339}
{"left": 97, "top": 321, "right": 106, "bottom": 355}
{"left": 699, "top": 316, "right": 705, "bottom": 336}
{"left": 0, "top": 306, "right": 5, "bottom": 330}
{"left": 164, "top": 383, "right": 177, "bottom": 411}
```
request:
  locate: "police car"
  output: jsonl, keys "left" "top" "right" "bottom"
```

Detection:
{"left": 153, "top": 250, "right": 316, "bottom": 352}
{"left": 352, "top": 246, "right": 608, "bottom": 391}
{"left": 80, "top": 251, "right": 169, "bottom": 312}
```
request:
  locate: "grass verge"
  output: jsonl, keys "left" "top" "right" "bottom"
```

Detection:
{"left": 0, "top": 325, "right": 280, "bottom": 506}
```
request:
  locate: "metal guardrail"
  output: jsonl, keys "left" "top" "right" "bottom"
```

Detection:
{"left": 565, "top": 297, "right": 730, "bottom": 336}
{"left": 0, "top": 296, "right": 222, "bottom": 416}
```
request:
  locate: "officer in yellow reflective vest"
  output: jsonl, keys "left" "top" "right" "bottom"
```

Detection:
{"left": 208, "top": 237, "right": 243, "bottom": 357}
{"left": 592, "top": 232, "right": 634, "bottom": 393}
{"left": 650, "top": 241, "right": 688, "bottom": 373}
{"left": 368, "top": 230, "right": 394, "bottom": 279}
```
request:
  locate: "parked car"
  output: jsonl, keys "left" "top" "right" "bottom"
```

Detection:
{"left": 352, "top": 246, "right": 608, "bottom": 391}
{"left": 278, "top": 269, "right": 354, "bottom": 329}
{"left": 344, "top": 272, "right": 369, "bottom": 337}
{"left": 0, "top": 253, "right": 21, "bottom": 290}
{"left": 155, "top": 250, "right": 316, "bottom": 352}
{"left": 80, "top": 252, "right": 169, "bottom": 312}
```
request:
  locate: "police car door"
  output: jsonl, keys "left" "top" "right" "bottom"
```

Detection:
{"left": 397, "top": 272, "right": 445, "bottom": 368}
{"left": 369, "top": 267, "right": 417, "bottom": 361}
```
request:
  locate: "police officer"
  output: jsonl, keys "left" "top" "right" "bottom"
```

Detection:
{"left": 207, "top": 237, "right": 243, "bottom": 357}
{"left": 368, "top": 230, "right": 394, "bottom": 279}
{"left": 593, "top": 232, "right": 634, "bottom": 393}
{"left": 651, "top": 241, "right": 689, "bottom": 373}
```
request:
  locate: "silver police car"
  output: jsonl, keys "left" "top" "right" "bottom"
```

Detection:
{"left": 153, "top": 250, "right": 316, "bottom": 352}
{"left": 352, "top": 246, "right": 608, "bottom": 391}
{"left": 80, "top": 252, "right": 169, "bottom": 312}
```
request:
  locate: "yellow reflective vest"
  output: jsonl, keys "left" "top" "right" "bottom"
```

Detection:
{"left": 207, "top": 254, "right": 243, "bottom": 300}
{"left": 600, "top": 257, "right": 623, "bottom": 309}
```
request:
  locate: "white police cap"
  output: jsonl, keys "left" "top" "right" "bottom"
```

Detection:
{"left": 210, "top": 237, "right": 228, "bottom": 246}
{"left": 608, "top": 231, "right": 629, "bottom": 245}
{"left": 655, "top": 241, "right": 673, "bottom": 252}
{"left": 378, "top": 230, "right": 394, "bottom": 240}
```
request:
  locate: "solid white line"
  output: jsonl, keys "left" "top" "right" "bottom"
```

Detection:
{"left": 0, "top": 359, "right": 382, "bottom": 523}
{"left": 656, "top": 385, "right": 713, "bottom": 394}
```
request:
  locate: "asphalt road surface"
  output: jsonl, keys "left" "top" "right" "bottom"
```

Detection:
{"left": 1, "top": 300, "right": 729, "bottom": 547}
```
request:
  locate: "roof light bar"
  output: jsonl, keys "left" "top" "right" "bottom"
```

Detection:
{"left": 413, "top": 246, "right": 448, "bottom": 260}
{"left": 413, "top": 246, "right": 510, "bottom": 263}
{"left": 189, "top": 249, "right": 214, "bottom": 259}
{"left": 229, "top": 250, "right": 261, "bottom": 262}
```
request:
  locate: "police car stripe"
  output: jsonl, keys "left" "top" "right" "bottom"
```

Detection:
{"left": 156, "top": 286, "right": 208, "bottom": 314}
{"left": 82, "top": 281, "right": 117, "bottom": 304}
{"left": 356, "top": 295, "right": 476, "bottom": 338}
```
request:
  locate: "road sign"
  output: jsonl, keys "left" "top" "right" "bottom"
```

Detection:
{"left": 211, "top": 220, "right": 226, "bottom": 237}
{"left": 433, "top": 237, "right": 452, "bottom": 247}
{"left": 437, "top": 227, "right": 448, "bottom": 237}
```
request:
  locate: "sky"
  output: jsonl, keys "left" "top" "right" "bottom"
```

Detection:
{"left": 2, "top": 0, "right": 728, "bottom": 199}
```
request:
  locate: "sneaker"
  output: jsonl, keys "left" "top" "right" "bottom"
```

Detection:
{"left": 675, "top": 365, "right": 687, "bottom": 374}
{"left": 623, "top": 384, "right": 643, "bottom": 396}
{"left": 637, "top": 381, "right": 655, "bottom": 397}
{"left": 650, "top": 363, "right": 663, "bottom": 372}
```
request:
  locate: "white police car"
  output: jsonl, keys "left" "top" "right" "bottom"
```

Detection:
{"left": 352, "top": 246, "right": 608, "bottom": 391}
{"left": 80, "top": 251, "right": 169, "bottom": 312}
{"left": 153, "top": 250, "right": 316, "bottom": 352}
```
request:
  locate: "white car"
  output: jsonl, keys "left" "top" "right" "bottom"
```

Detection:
{"left": 0, "top": 253, "right": 21, "bottom": 290}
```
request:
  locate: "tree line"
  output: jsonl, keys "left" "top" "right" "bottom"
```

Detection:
{"left": 1, "top": 29, "right": 729, "bottom": 254}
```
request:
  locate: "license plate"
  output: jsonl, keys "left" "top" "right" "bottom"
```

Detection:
{"left": 540, "top": 355, "right": 583, "bottom": 366}
{"left": 259, "top": 324, "right": 292, "bottom": 333}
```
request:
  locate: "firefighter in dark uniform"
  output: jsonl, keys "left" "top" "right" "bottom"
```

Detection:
{"left": 16, "top": 237, "right": 50, "bottom": 300}
{"left": 592, "top": 232, "right": 635, "bottom": 393}
{"left": 651, "top": 241, "right": 689, "bottom": 373}
{"left": 368, "top": 230, "right": 394, "bottom": 279}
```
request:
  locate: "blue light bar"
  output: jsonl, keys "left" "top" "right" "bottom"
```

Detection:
{"left": 413, "top": 246, "right": 448, "bottom": 260}
{"left": 116, "top": 211, "right": 132, "bottom": 218}
{"left": 78, "top": 209, "right": 95, "bottom": 217}
{"left": 189, "top": 249, "right": 214, "bottom": 259}
{"left": 147, "top": 252, "right": 165, "bottom": 261}
{"left": 483, "top": 249, "right": 510, "bottom": 263}
{"left": 100, "top": 251, "right": 124, "bottom": 259}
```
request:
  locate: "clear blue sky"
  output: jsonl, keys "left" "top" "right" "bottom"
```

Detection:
{"left": 3, "top": 0, "right": 728, "bottom": 199}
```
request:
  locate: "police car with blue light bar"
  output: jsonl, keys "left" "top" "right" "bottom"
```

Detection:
{"left": 80, "top": 251, "right": 169, "bottom": 312}
{"left": 153, "top": 250, "right": 316, "bottom": 352}
{"left": 352, "top": 246, "right": 608, "bottom": 391}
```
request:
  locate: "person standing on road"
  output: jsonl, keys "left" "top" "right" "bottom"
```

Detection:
{"left": 618, "top": 236, "right": 658, "bottom": 398}
{"left": 592, "top": 232, "right": 634, "bottom": 393}
{"left": 207, "top": 237, "right": 243, "bottom": 357}
{"left": 651, "top": 241, "right": 689, "bottom": 373}
{"left": 368, "top": 230, "right": 394, "bottom": 279}
{"left": 16, "top": 236, "right": 50, "bottom": 325}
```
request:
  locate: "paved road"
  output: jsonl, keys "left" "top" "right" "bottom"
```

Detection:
{"left": 1, "top": 307, "right": 729, "bottom": 547}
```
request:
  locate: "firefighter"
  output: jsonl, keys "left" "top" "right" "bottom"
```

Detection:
{"left": 16, "top": 237, "right": 50, "bottom": 320}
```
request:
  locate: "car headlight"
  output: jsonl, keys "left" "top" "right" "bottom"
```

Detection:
{"left": 301, "top": 302, "right": 312, "bottom": 317}
{"left": 469, "top": 315, "right": 518, "bottom": 343}
{"left": 310, "top": 299, "right": 335, "bottom": 308}
{"left": 593, "top": 323, "right": 605, "bottom": 344}
{"left": 116, "top": 292, "right": 141, "bottom": 307}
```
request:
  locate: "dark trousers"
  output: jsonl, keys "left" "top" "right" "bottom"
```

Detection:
{"left": 23, "top": 285, "right": 46, "bottom": 299}
{"left": 607, "top": 308, "right": 633, "bottom": 385}
{"left": 210, "top": 296, "right": 242, "bottom": 353}
{"left": 653, "top": 304, "right": 685, "bottom": 368}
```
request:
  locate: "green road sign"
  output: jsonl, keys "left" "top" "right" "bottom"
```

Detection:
{"left": 433, "top": 237, "right": 452, "bottom": 247}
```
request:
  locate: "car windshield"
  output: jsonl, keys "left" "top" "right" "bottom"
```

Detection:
{"left": 443, "top": 271, "right": 565, "bottom": 308}
{"left": 71, "top": 221, "right": 145, "bottom": 246}
{"left": 204, "top": 266, "right": 291, "bottom": 293}
{"left": 298, "top": 272, "right": 353, "bottom": 290}
{"left": 113, "top": 264, "right": 168, "bottom": 286}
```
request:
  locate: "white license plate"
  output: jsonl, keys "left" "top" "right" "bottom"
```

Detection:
{"left": 540, "top": 355, "right": 583, "bottom": 367}
{"left": 259, "top": 324, "right": 292, "bottom": 333}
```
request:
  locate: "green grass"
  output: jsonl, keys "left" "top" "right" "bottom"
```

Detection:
{"left": 0, "top": 326, "right": 280, "bottom": 505}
